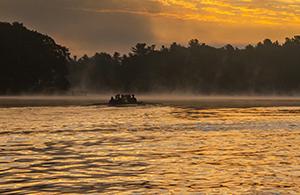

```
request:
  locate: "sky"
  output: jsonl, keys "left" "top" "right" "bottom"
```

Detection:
{"left": 1, "top": 0, "right": 300, "bottom": 56}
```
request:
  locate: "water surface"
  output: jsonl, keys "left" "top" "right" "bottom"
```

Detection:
{"left": 0, "top": 98, "right": 300, "bottom": 194}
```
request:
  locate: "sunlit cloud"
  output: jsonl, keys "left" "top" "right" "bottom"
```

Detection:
{"left": 157, "top": 0, "right": 300, "bottom": 25}
{"left": 70, "top": 0, "right": 300, "bottom": 25}
{"left": 154, "top": 0, "right": 198, "bottom": 10}
{"left": 69, "top": 7, "right": 231, "bottom": 23}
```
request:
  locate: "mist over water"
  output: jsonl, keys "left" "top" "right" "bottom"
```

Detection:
{"left": 0, "top": 96, "right": 300, "bottom": 194}
{"left": 2, "top": 94, "right": 300, "bottom": 108}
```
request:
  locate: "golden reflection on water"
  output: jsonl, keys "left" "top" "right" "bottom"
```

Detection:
{"left": 0, "top": 105, "right": 300, "bottom": 194}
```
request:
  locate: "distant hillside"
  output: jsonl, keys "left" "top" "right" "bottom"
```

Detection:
{"left": 0, "top": 22, "right": 70, "bottom": 94}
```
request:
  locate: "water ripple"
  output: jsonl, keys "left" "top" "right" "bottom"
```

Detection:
{"left": 0, "top": 105, "right": 300, "bottom": 194}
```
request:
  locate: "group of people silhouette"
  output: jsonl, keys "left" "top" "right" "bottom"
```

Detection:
{"left": 109, "top": 94, "right": 137, "bottom": 105}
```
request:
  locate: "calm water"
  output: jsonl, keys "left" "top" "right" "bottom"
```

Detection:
{"left": 0, "top": 98, "right": 300, "bottom": 194}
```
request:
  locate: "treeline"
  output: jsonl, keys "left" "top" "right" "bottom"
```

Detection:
{"left": 0, "top": 22, "right": 70, "bottom": 94}
{"left": 1, "top": 21, "right": 300, "bottom": 94}
{"left": 71, "top": 38, "right": 300, "bottom": 94}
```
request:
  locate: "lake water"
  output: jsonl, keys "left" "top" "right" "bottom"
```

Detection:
{"left": 0, "top": 97, "right": 300, "bottom": 194}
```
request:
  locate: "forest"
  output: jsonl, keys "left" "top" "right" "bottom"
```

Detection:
{"left": 0, "top": 22, "right": 70, "bottom": 94}
{"left": 1, "top": 22, "right": 300, "bottom": 94}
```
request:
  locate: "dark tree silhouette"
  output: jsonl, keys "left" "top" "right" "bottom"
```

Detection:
{"left": 0, "top": 22, "right": 70, "bottom": 94}
{"left": 1, "top": 21, "right": 300, "bottom": 94}
{"left": 70, "top": 36, "right": 300, "bottom": 94}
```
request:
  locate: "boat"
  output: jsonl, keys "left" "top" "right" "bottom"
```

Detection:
{"left": 108, "top": 94, "right": 143, "bottom": 106}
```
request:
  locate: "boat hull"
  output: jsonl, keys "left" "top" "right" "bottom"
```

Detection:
{"left": 108, "top": 102, "right": 144, "bottom": 107}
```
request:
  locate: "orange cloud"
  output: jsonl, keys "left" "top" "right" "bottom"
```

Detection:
{"left": 70, "top": 0, "right": 300, "bottom": 26}
{"left": 151, "top": 0, "right": 300, "bottom": 25}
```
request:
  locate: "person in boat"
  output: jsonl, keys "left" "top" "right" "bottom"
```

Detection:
{"left": 109, "top": 94, "right": 121, "bottom": 105}
{"left": 126, "top": 94, "right": 131, "bottom": 103}
{"left": 129, "top": 94, "right": 137, "bottom": 103}
{"left": 119, "top": 94, "right": 123, "bottom": 101}
{"left": 116, "top": 94, "right": 121, "bottom": 101}
{"left": 109, "top": 96, "right": 116, "bottom": 104}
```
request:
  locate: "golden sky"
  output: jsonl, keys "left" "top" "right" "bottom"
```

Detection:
{"left": 1, "top": 0, "right": 300, "bottom": 55}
